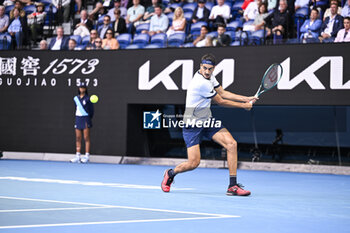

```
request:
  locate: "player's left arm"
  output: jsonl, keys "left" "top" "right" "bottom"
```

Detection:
{"left": 215, "top": 86, "right": 258, "bottom": 103}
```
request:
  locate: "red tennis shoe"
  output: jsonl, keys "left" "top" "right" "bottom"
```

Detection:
{"left": 161, "top": 169, "right": 174, "bottom": 192}
{"left": 226, "top": 184, "right": 251, "bottom": 196}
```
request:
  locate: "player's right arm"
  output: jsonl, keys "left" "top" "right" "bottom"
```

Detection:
{"left": 212, "top": 93, "right": 253, "bottom": 111}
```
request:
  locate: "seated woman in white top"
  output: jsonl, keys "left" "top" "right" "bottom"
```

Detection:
{"left": 166, "top": 7, "right": 186, "bottom": 37}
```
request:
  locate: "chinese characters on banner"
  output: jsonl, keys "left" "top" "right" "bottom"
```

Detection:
{"left": 0, "top": 56, "right": 99, "bottom": 87}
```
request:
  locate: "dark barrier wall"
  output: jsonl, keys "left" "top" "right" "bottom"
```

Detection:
{"left": 0, "top": 43, "right": 349, "bottom": 155}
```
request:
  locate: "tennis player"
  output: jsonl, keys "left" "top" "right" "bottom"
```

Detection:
{"left": 70, "top": 82, "right": 94, "bottom": 163}
{"left": 161, "top": 54, "right": 258, "bottom": 196}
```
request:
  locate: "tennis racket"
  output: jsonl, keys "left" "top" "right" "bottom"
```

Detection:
{"left": 250, "top": 63, "right": 283, "bottom": 103}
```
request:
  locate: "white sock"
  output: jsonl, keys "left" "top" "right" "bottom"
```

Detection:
{"left": 76, "top": 153, "right": 81, "bottom": 157}
{"left": 85, "top": 153, "right": 90, "bottom": 157}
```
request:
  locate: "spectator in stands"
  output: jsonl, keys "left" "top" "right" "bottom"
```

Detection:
{"left": 39, "top": 39, "right": 48, "bottom": 50}
{"left": 191, "top": 0, "right": 210, "bottom": 25}
{"left": 52, "top": 0, "right": 71, "bottom": 23}
{"left": 68, "top": 38, "right": 77, "bottom": 50}
{"left": 334, "top": 16, "right": 350, "bottom": 41}
{"left": 264, "top": 0, "right": 290, "bottom": 38}
{"left": 94, "top": 38, "right": 103, "bottom": 49}
{"left": 208, "top": 23, "right": 231, "bottom": 46}
{"left": 300, "top": 8, "right": 322, "bottom": 41}
{"left": 295, "top": 0, "right": 309, "bottom": 11}
{"left": 112, "top": 9, "right": 127, "bottom": 37}
{"left": 209, "top": 0, "right": 230, "bottom": 26}
{"left": 143, "top": 0, "right": 164, "bottom": 22}
{"left": 126, "top": 0, "right": 145, "bottom": 34}
{"left": 0, "top": 5, "right": 9, "bottom": 34}
{"left": 108, "top": 0, "right": 127, "bottom": 21}
{"left": 142, "top": 4, "right": 168, "bottom": 36}
{"left": 48, "top": 26, "right": 69, "bottom": 50}
{"left": 73, "top": 10, "right": 93, "bottom": 38}
{"left": 193, "top": 25, "right": 209, "bottom": 47}
{"left": 324, "top": 0, "right": 342, "bottom": 20}
{"left": 27, "top": 2, "right": 46, "bottom": 45}
{"left": 8, "top": 7, "right": 28, "bottom": 49}
{"left": 89, "top": 0, "right": 115, "bottom": 20}
{"left": 98, "top": 15, "right": 113, "bottom": 39}
{"left": 320, "top": 3, "right": 344, "bottom": 41}
{"left": 243, "top": 0, "right": 262, "bottom": 22}
{"left": 102, "top": 29, "right": 120, "bottom": 49}
{"left": 243, "top": 2, "right": 269, "bottom": 31}
{"left": 166, "top": 6, "right": 186, "bottom": 37}
{"left": 9, "top": 1, "right": 25, "bottom": 19}
{"left": 86, "top": 29, "right": 99, "bottom": 49}
{"left": 341, "top": 0, "right": 350, "bottom": 17}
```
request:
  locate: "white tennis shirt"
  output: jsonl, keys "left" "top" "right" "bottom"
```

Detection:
{"left": 183, "top": 71, "right": 220, "bottom": 122}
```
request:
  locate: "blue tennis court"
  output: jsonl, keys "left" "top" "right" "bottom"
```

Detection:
{"left": 0, "top": 160, "right": 349, "bottom": 233}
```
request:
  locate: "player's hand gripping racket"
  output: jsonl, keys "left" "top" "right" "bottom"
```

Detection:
{"left": 250, "top": 63, "right": 283, "bottom": 103}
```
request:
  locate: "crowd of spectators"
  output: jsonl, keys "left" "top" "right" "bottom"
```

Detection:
{"left": 0, "top": 0, "right": 349, "bottom": 50}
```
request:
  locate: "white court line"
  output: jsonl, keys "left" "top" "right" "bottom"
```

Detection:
{"left": 0, "top": 216, "right": 236, "bottom": 229}
{"left": 0, "top": 196, "right": 239, "bottom": 218}
{"left": 0, "top": 196, "right": 240, "bottom": 229}
{"left": 0, "top": 206, "right": 115, "bottom": 213}
{"left": 0, "top": 176, "right": 193, "bottom": 191}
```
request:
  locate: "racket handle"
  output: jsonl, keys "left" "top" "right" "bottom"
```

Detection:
{"left": 249, "top": 94, "right": 258, "bottom": 104}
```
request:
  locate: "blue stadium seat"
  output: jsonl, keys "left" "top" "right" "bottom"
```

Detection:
{"left": 207, "top": 31, "right": 218, "bottom": 38}
{"left": 70, "top": 35, "right": 82, "bottom": 45}
{"left": 190, "top": 21, "right": 207, "bottom": 36}
{"left": 133, "top": 33, "right": 150, "bottom": 47}
{"left": 232, "top": 0, "right": 244, "bottom": 11}
{"left": 150, "top": 33, "right": 167, "bottom": 47}
{"left": 166, "top": 12, "right": 174, "bottom": 25}
{"left": 126, "top": 44, "right": 143, "bottom": 49}
{"left": 162, "top": 0, "right": 170, "bottom": 7}
{"left": 183, "top": 42, "right": 194, "bottom": 47}
{"left": 227, "top": 20, "right": 242, "bottom": 31}
{"left": 168, "top": 3, "right": 182, "bottom": 10}
{"left": 97, "top": 14, "right": 106, "bottom": 26}
{"left": 183, "top": 3, "right": 197, "bottom": 13}
{"left": 234, "top": 30, "right": 249, "bottom": 45}
{"left": 167, "top": 32, "right": 186, "bottom": 47}
{"left": 184, "top": 11, "right": 192, "bottom": 22}
{"left": 205, "top": 2, "right": 214, "bottom": 11}
{"left": 249, "top": 29, "right": 266, "bottom": 45}
{"left": 295, "top": 7, "right": 309, "bottom": 41}
{"left": 135, "top": 23, "right": 150, "bottom": 34}
{"left": 75, "top": 45, "right": 86, "bottom": 50}
{"left": 24, "top": 5, "right": 36, "bottom": 14}
{"left": 37, "top": 0, "right": 52, "bottom": 6}
{"left": 5, "top": 5, "right": 14, "bottom": 14}
{"left": 117, "top": 33, "right": 132, "bottom": 49}
{"left": 81, "top": 35, "right": 90, "bottom": 45}
{"left": 44, "top": 5, "right": 57, "bottom": 26}
{"left": 0, "top": 34, "right": 12, "bottom": 50}
{"left": 144, "top": 44, "right": 163, "bottom": 49}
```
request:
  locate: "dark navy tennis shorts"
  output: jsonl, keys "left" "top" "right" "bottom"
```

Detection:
{"left": 75, "top": 116, "right": 92, "bottom": 130}
{"left": 183, "top": 124, "right": 223, "bottom": 148}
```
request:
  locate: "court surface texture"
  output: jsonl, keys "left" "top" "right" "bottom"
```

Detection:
{"left": 0, "top": 160, "right": 349, "bottom": 233}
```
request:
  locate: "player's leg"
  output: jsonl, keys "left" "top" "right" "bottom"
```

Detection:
{"left": 161, "top": 144, "right": 201, "bottom": 192}
{"left": 174, "top": 145, "right": 201, "bottom": 173}
{"left": 212, "top": 128, "right": 251, "bottom": 196}
{"left": 81, "top": 125, "right": 90, "bottom": 163}
{"left": 71, "top": 129, "right": 83, "bottom": 163}
{"left": 211, "top": 128, "right": 237, "bottom": 176}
